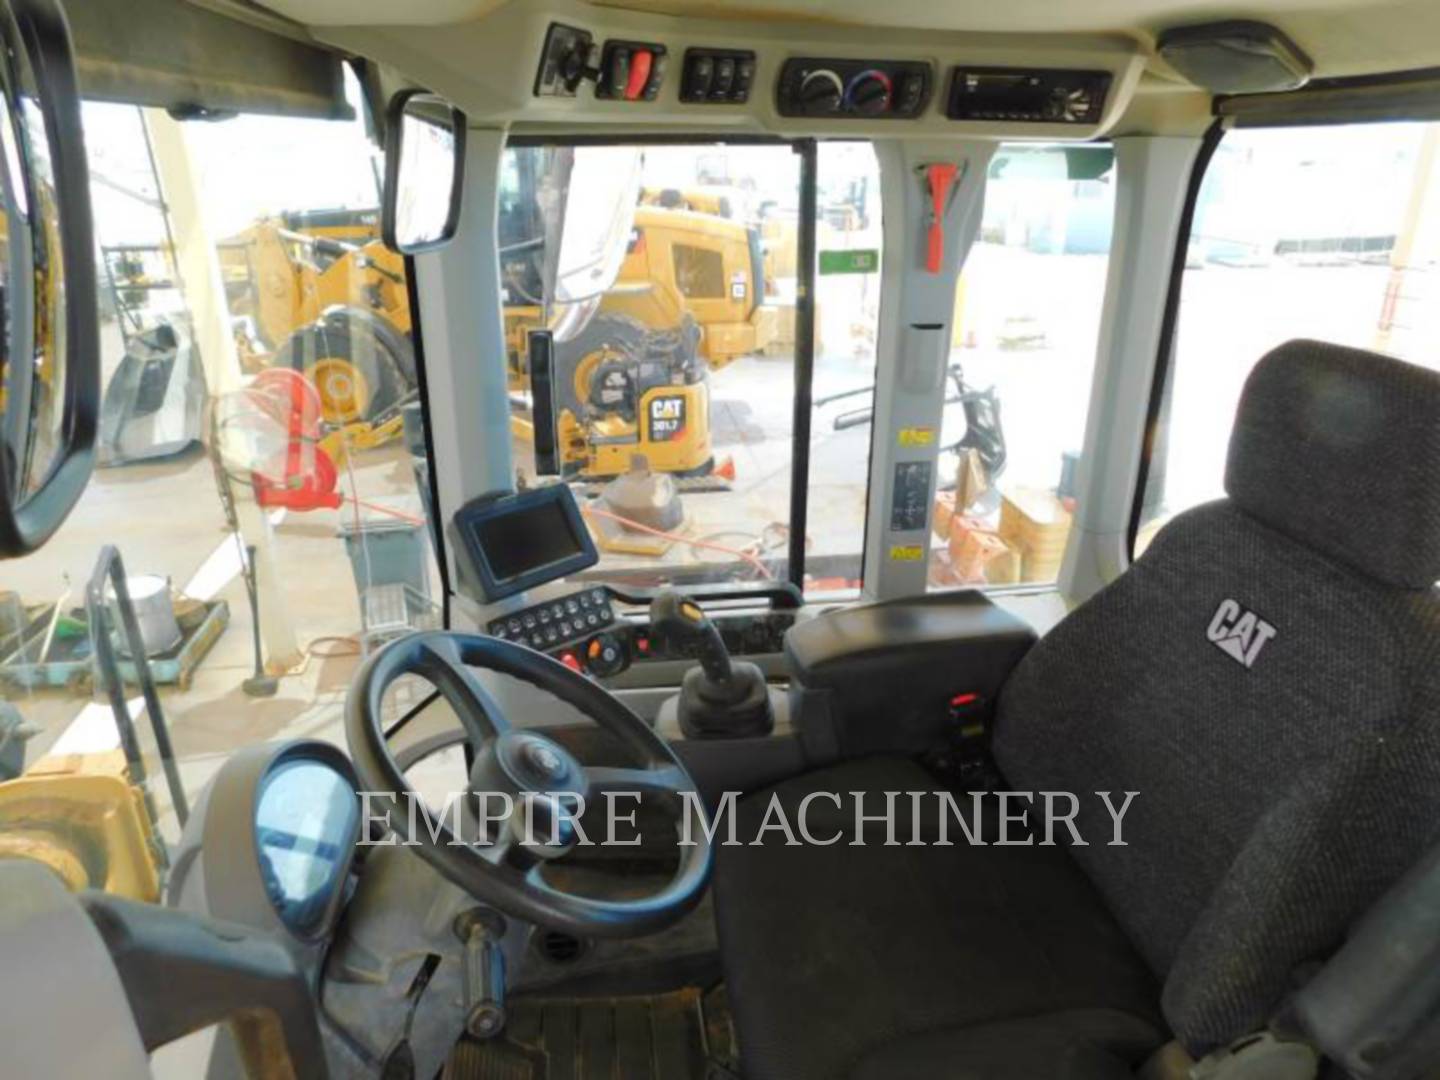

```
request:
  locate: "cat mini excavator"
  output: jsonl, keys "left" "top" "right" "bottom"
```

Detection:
{"left": 500, "top": 147, "right": 794, "bottom": 483}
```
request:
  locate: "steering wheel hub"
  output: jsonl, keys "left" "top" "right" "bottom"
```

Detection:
{"left": 484, "top": 731, "right": 587, "bottom": 794}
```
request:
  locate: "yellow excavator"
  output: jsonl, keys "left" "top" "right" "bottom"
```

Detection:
{"left": 498, "top": 147, "right": 798, "bottom": 482}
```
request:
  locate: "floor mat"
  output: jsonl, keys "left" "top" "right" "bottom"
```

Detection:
{"left": 440, "top": 986, "right": 737, "bottom": 1080}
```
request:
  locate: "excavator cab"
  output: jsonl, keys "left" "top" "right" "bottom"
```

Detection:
{"left": 5, "top": 2, "right": 1440, "bottom": 1079}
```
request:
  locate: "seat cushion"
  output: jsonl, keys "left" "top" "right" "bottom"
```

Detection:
{"left": 713, "top": 757, "right": 1166, "bottom": 1080}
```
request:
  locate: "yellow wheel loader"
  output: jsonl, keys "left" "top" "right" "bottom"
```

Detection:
{"left": 218, "top": 216, "right": 416, "bottom": 427}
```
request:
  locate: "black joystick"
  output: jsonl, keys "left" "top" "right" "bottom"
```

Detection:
{"left": 650, "top": 590, "right": 774, "bottom": 739}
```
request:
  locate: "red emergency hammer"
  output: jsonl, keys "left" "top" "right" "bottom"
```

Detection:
{"left": 923, "top": 162, "right": 961, "bottom": 274}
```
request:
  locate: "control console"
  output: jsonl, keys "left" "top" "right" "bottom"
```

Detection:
{"left": 485, "top": 584, "right": 795, "bottom": 681}
{"left": 776, "top": 57, "right": 932, "bottom": 119}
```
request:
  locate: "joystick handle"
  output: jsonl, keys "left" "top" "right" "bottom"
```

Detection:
{"left": 649, "top": 590, "right": 733, "bottom": 686}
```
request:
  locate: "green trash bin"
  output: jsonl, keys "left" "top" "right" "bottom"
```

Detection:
{"left": 338, "top": 517, "right": 431, "bottom": 602}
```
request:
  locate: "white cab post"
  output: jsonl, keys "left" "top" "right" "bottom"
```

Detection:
{"left": 1059, "top": 136, "right": 1204, "bottom": 603}
{"left": 143, "top": 109, "right": 299, "bottom": 670}
{"left": 412, "top": 128, "right": 515, "bottom": 627}
{"left": 862, "top": 139, "right": 996, "bottom": 601}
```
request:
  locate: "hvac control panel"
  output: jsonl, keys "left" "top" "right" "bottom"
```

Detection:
{"left": 487, "top": 585, "right": 795, "bottom": 680}
{"left": 945, "top": 68, "right": 1111, "bottom": 124}
{"left": 776, "top": 58, "right": 933, "bottom": 119}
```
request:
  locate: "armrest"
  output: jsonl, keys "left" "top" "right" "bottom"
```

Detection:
{"left": 785, "top": 590, "right": 1035, "bottom": 763}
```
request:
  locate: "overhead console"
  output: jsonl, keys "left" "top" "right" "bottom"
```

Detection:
{"left": 945, "top": 67, "right": 1111, "bottom": 125}
{"left": 336, "top": 4, "right": 1146, "bottom": 138}
{"left": 776, "top": 57, "right": 932, "bottom": 119}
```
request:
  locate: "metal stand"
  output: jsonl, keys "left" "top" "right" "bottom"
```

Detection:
{"left": 241, "top": 544, "right": 278, "bottom": 698}
{"left": 85, "top": 545, "right": 190, "bottom": 854}
{"left": 209, "top": 421, "right": 278, "bottom": 697}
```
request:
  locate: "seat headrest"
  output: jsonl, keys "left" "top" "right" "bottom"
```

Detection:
{"left": 1225, "top": 339, "right": 1440, "bottom": 589}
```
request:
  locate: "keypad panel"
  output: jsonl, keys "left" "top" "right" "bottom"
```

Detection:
{"left": 487, "top": 587, "right": 616, "bottom": 651}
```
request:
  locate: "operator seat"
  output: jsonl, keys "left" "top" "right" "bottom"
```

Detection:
{"left": 713, "top": 340, "right": 1440, "bottom": 1078}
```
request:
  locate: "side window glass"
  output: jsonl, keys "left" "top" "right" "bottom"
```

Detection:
{"left": 809, "top": 141, "right": 883, "bottom": 594}
{"left": 929, "top": 143, "right": 1114, "bottom": 590}
{"left": 3, "top": 71, "right": 438, "bottom": 853}
{"left": 1137, "top": 123, "right": 1440, "bottom": 551}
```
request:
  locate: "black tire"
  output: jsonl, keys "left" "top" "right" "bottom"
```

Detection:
{"left": 275, "top": 306, "right": 415, "bottom": 423}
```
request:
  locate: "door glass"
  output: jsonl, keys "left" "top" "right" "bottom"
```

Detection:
{"left": 2, "top": 69, "right": 437, "bottom": 862}
{"left": 808, "top": 141, "right": 882, "bottom": 594}
{"left": 506, "top": 142, "right": 803, "bottom": 590}
{"left": 930, "top": 143, "right": 1114, "bottom": 590}
{"left": 1136, "top": 123, "right": 1440, "bottom": 553}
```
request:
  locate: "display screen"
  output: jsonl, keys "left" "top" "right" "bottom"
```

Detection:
{"left": 475, "top": 498, "right": 585, "bottom": 583}
{"left": 254, "top": 759, "right": 358, "bottom": 937}
{"left": 960, "top": 72, "right": 1046, "bottom": 110}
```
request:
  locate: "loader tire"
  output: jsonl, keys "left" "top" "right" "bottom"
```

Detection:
{"left": 276, "top": 306, "right": 415, "bottom": 425}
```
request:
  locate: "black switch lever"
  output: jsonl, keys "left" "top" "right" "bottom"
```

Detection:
{"left": 650, "top": 589, "right": 734, "bottom": 685}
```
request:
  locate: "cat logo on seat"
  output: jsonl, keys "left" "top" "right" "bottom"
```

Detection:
{"left": 1207, "top": 599, "right": 1277, "bottom": 669}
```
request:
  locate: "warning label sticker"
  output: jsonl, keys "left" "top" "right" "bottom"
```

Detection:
{"left": 898, "top": 427, "right": 936, "bottom": 447}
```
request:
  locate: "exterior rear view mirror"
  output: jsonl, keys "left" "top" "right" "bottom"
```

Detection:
{"left": 0, "top": 0, "right": 100, "bottom": 557}
{"left": 382, "top": 88, "right": 467, "bottom": 253}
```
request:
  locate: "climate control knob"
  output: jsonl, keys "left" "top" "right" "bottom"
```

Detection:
{"left": 845, "top": 70, "right": 893, "bottom": 115}
{"left": 797, "top": 69, "right": 843, "bottom": 113}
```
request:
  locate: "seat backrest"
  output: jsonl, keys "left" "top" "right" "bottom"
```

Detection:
{"left": 994, "top": 339, "right": 1440, "bottom": 1056}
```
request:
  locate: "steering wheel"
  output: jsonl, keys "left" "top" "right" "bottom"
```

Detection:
{"left": 346, "top": 631, "right": 713, "bottom": 938}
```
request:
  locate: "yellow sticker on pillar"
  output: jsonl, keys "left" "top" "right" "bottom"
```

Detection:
{"left": 889, "top": 544, "right": 924, "bottom": 562}
{"left": 898, "top": 427, "right": 936, "bottom": 448}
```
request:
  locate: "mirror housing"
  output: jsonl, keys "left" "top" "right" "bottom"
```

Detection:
{"left": 0, "top": 0, "right": 99, "bottom": 558}
{"left": 381, "top": 87, "right": 466, "bottom": 253}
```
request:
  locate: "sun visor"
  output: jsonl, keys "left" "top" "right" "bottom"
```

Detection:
{"left": 66, "top": 0, "right": 351, "bottom": 120}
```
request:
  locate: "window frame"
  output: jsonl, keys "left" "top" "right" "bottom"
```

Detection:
{"left": 1129, "top": 99, "right": 1440, "bottom": 558}
{"left": 1125, "top": 119, "right": 1225, "bottom": 559}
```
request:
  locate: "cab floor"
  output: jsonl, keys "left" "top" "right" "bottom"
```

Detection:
{"left": 440, "top": 985, "right": 738, "bottom": 1080}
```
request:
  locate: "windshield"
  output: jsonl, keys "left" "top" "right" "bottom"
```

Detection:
{"left": 503, "top": 140, "right": 882, "bottom": 595}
